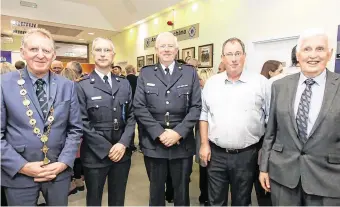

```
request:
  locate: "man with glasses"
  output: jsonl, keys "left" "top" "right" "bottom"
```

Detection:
{"left": 199, "top": 37, "right": 270, "bottom": 206}
{"left": 134, "top": 32, "right": 201, "bottom": 206}
{"left": 51, "top": 60, "right": 63, "bottom": 74}
{"left": 76, "top": 37, "right": 135, "bottom": 206}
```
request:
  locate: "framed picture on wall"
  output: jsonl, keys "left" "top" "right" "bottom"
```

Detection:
{"left": 137, "top": 56, "right": 145, "bottom": 72}
{"left": 155, "top": 54, "right": 160, "bottom": 64}
{"left": 198, "top": 44, "right": 213, "bottom": 68}
{"left": 182, "top": 47, "right": 195, "bottom": 62}
{"left": 176, "top": 50, "right": 179, "bottom": 60}
{"left": 146, "top": 54, "right": 154, "bottom": 65}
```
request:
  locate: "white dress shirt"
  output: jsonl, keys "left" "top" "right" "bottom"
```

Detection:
{"left": 161, "top": 61, "right": 175, "bottom": 75}
{"left": 95, "top": 68, "right": 112, "bottom": 88}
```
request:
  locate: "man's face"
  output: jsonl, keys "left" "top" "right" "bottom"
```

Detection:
{"left": 20, "top": 33, "right": 55, "bottom": 75}
{"left": 51, "top": 61, "right": 63, "bottom": 74}
{"left": 297, "top": 35, "right": 332, "bottom": 77}
{"left": 222, "top": 41, "right": 246, "bottom": 76}
{"left": 112, "top": 67, "right": 121, "bottom": 75}
{"left": 93, "top": 39, "right": 115, "bottom": 69}
{"left": 217, "top": 62, "right": 226, "bottom": 73}
{"left": 156, "top": 35, "right": 178, "bottom": 64}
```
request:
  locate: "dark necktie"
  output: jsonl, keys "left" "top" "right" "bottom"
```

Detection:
{"left": 165, "top": 68, "right": 171, "bottom": 83}
{"left": 103, "top": 75, "right": 111, "bottom": 88}
{"left": 296, "top": 78, "right": 316, "bottom": 143}
{"left": 36, "top": 79, "right": 48, "bottom": 118}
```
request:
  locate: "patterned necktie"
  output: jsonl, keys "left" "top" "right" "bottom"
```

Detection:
{"left": 103, "top": 75, "right": 111, "bottom": 88}
{"left": 296, "top": 78, "right": 316, "bottom": 143}
{"left": 165, "top": 68, "right": 171, "bottom": 83}
{"left": 36, "top": 79, "right": 48, "bottom": 118}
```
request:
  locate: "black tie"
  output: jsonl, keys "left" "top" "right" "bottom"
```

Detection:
{"left": 165, "top": 68, "right": 171, "bottom": 83}
{"left": 36, "top": 79, "right": 48, "bottom": 118}
{"left": 103, "top": 75, "right": 111, "bottom": 88}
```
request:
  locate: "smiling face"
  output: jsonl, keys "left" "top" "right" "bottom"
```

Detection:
{"left": 155, "top": 34, "right": 178, "bottom": 66}
{"left": 222, "top": 41, "right": 246, "bottom": 77}
{"left": 92, "top": 38, "right": 115, "bottom": 69}
{"left": 297, "top": 35, "right": 333, "bottom": 78}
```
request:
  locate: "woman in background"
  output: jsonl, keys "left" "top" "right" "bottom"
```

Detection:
{"left": 260, "top": 60, "right": 283, "bottom": 79}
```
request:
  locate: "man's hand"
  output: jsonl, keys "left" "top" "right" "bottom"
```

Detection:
{"left": 19, "top": 161, "right": 47, "bottom": 178}
{"left": 160, "top": 129, "right": 181, "bottom": 147}
{"left": 199, "top": 143, "right": 211, "bottom": 167}
{"left": 109, "top": 143, "right": 126, "bottom": 162}
{"left": 34, "top": 162, "right": 68, "bottom": 182}
{"left": 259, "top": 172, "right": 271, "bottom": 192}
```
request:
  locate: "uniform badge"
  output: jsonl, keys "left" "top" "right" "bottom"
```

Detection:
{"left": 147, "top": 83, "right": 155, "bottom": 86}
{"left": 91, "top": 96, "right": 102, "bottom": 100}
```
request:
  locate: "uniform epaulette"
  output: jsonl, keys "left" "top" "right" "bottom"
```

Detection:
{"left": 141, "top": 64, "right": 156, "bottom": 70}
{"left": 76, "top": 74, "right": 90, "bottom": 82}
{"left": 119, "top": 75, "right": 126, "bottom": 79}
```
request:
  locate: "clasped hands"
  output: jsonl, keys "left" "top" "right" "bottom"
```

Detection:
{"left": 159, "top": 129, "right": 181, "bottom": 147}
{"left": 108, "top": 143, "right": 126, "bottom": 162}
{"left": 19, "top": 161, "right": 67, "bottom": 182}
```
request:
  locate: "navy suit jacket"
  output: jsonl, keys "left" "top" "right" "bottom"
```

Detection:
{"left": 1, "top": 68, "right": 82, "bottom": 188}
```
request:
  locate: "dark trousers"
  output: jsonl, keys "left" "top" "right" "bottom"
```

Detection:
{"left": 199, "top": 166, "right": 208, "bottom": 203}
{"left": 4, "top": 178, "right": 70, "bottom": 206}
{"left": 271, "top": 179, "right": 340, "bottom": 206}
{"left": 84, "top": 160, "right": 131, "bottom": 206}
{"left": 73, "top": 158, "right": 83, "bottom": 179}
{"left": 144, "top": 156, "right": 193, "bottom": 206}
{"left": 207, "top": 142, "right": 257, "bottom": 206}
{"left": 1, "top": 186, "right": 7, "bottom": 206}
{"left": 165, "top": 162, "right": 174, "bottom": 201}
{"left": 254, "top": 164, "right": 272, "bottom": 206}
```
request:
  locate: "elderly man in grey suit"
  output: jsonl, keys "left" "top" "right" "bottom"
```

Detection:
{"left": 259, "top": 28, "right": 340, "bottom": 206}
{"left": 1, "top": 28, "right": 82, "bottom": 206}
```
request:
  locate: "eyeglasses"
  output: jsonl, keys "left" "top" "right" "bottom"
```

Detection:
{"left": 223, "top": 52, "right": 243, "bottom": 58}
{"left": 52, "top": 67, "right": 63, "bottom": 70}
{"left": 93, "top": 48, "right": 113, "bottom": 54}
{"left": 158, "top": 44, "right": 176, "bottom": 50}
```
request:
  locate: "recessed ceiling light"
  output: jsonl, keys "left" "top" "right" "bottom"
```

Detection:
{"left": 88, "top": 32, "right": 94, "bottom": 35}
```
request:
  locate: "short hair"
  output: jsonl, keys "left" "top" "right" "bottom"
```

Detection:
{"left": 260, "top": 60, "right": 282, "bottom": 79}
{"left": 21, "top": 28, "right": 55, "bottom": 50}
{"left": 221, "top": 37, "right": 246, "bottom": 55}
{"left": 291, "top": 45, "right": 299, "bottom": 66}
{"left": 92, "top": 37, "right": 115, "bottom": 52}
{"left": 155, "top": 32, "right": 179, "bottom": 49}
{"left": 61, "top": 67, "right": 78, "bottom": 81}
{"left": 15, "top": 60, "right": 25, "bottom": 69}
{"left": 112, "top": 65, "right": 122, "bottom": 71}
{"left": 187, "top": 58, "right": 200, "bottom": 68}
{"left": 125, "top": 65, "right": 135, "bottom": 74}
{"left": 0, "top": 62, "right": 16, "bottom": 75}
{"left": 67, "top": 61, "right": 83, "bottom": 77}
{"left": 198, "top": 68, "right": 214, "bottom": 83}
{"left": 296, "top": 28, "right": 331, "bottom": 51}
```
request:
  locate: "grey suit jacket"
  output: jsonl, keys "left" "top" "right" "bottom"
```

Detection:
{"left": 1, "top": 68, "right": 82, "bottom": 188}
{"left": 260, "top": 70, "right": 340, "bottom": 198}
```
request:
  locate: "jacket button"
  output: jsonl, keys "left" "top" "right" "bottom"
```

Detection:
{"left": 112, "top": 96, "right": 115, "bottom": 99}
{"left": 167, "top": 91, "right": 170, "bottom": 94}
{"left": 113, "top": 108, "right": 116, "bottom": 111}
{"left": 96, "top": 105, "right": 99, "bottom": 108}
{"left": 166, "top": 101, "right": 169, "bottom": 104}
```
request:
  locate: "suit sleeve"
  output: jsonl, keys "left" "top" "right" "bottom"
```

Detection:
{"left": 0, "top": 85, "right": 28, "bottom": 178}
{"left": 173, "top": 68, "right": 202, "bottom": 138}
{"left": 58, "top": 82, "right": 82, "bottom": 168}
{"left": 119, "top": 82, "right": 136, "bottom": 147}
{"left": 76, "top": 82, "right": 113, "bottom": 159}
{"left": 259, "top": 82, "right": 278, "bottom": 172}
{"left": 133, "top": 71, "right": 165, "bottom": 140}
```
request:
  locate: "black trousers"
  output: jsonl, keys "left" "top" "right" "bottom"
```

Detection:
{"left": 199, "top": 166, "right": 208, "bottom": 203}
{"left": 271, "top": 179, "right": 340, "bottom": 206}
{"left": 254, "top": 164, "right": 272, "bottom": 206}
{"left": 144, "top": 156, "right": 192, "bottom": 206}
{"left": 84, "top": 160, "right": 131, "bottom": 206}
{"left": 73, "top": 158, "right": 83, "bottom": 179}
{"left": 207, "top": 142, "right": 257, "bottom": 206}
{"left": 165, "top": 162, "right": 174, "bottom": 201}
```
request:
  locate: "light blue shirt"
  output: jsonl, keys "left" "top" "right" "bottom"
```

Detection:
{"left": 294, "top": 69, "right": 326, "bottom": 137}
{"left": 28, "top": 70, "right": 50, "bottom": 100}
{"left": 161, "top": 61, "right": 175, "bottom": 75}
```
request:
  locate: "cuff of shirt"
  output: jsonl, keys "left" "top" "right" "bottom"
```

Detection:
{"left": 199, "top": 112, "right": 208, "bottom": 121}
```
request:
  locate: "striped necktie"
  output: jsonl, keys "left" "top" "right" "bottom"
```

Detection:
{"left": 36, "top": 79, "right": 48, "bottom": 118}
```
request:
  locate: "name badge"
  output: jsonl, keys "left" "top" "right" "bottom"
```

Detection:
{"left": 91, "top": 96, "right": 102, "bottom": 100}
{"left": 147, "top": 83, "right": 155, "bottom": 86}
{"left": 177, "top": 84, "right": 188, "bottom": 88}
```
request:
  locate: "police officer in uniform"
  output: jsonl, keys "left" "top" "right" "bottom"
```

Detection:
{"left": 134, "top": 32, "right": 201, "bottom": 206}
{"left": 76, "top": 37, "right": 135, "bottom": 206}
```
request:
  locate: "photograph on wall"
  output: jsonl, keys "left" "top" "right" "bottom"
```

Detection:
{"left": 137, "top": 56, "right": 145, "bottom": 72}
{"left": 155, "top": 54, "right": 160, "bottom": 64}
{"left": 182, "top": 47, "right": 195, "bottom": 62}
{"left": 146, "top": 54, "right": 154, "bottom": 65}
{"left": 198, "top": 44, "right": 213, "bottom": 68}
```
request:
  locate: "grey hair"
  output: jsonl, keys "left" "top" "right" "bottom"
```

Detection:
{"left": 92, "top": 37, "right": 115, "bottom": 52}
{"left": 21, "top": 28, "right": 55, "bottom": 50}
{"left": 297, "top": 28, "right": 331, "bottom": 51}
{"left": 155, "top": 32, "right": 179, "bottom": 49}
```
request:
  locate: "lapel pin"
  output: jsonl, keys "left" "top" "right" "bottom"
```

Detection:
{"left": 17, "top": 79, "right": 25, "bottom": 85}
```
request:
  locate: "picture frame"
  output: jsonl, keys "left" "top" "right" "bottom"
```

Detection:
{"left": 176, "top": 50, "right": 179, "bottom": 60}
{"left": 198, "top": 44, "right": 213, "bottom": 68}
{"left": 137, "top": 56, "right": 145, "bottom": 72}
{"left": 146, "top": 54, "right": 154, "bottom": 65}
{"left": 182, "top": 47, "right": 195, "bottom": 62}
{"left": 155, "top": 54, "right": 159, "bottom": 64}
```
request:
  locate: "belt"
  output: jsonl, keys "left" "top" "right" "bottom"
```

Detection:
{"left": 210, "top": 141, "right": 257, "bottom": 154}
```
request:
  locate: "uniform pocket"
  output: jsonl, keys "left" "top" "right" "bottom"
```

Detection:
{"left": 86, "top": 100, "right": 113, "bottom": 122}
{"left": 328, "top": 154, "right": 340, "bottom": 164}
{"left": 272, "top": 143, "right": 283, "bottom": 152}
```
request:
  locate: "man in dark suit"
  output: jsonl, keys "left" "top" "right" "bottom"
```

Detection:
{"left": 134, "top": 32, "right": 201, "bottom": 206}
{"left": 260, "top": 28, "right": 340, "bottom": 205}
{"left": 76, "top": 37, "right": 135, "bottom": 206}
{"left": 125, "top": 64, "right": 138, "bottom": 98}
{"left": 1, "top": 28, "right": 82, "bottom": 206}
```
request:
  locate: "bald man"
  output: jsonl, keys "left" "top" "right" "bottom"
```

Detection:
{"left": 51, "top": 60, "right": 63, "bottom": 74}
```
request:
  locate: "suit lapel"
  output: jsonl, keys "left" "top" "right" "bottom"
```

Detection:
{"left": 287, "top": 74, "right": 300, "bottom": 135}
{"left": 154, "top": 63, "right": 168, "bottom": 86}
{"left": 22, "top": 68, "right": 44, "bottom": 120}
{"left": 92, "top": 71, "right": 112, "bottom": 95}
{"left": 308, "top": 70, "right": 339, "bottom": 138}
{"left": 166, "top": 62, "right": 183, "bottom": 90}
{"left": 46, "top": 72, "right": 57, "bottom": 122}
{"left": 110, "top": 73, "right": 120, "bottom": 95}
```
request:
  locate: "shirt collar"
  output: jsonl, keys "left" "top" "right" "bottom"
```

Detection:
{"left": 298, "top": 69, "right": 326, "bottom": 86}
{"left": 224, "top": 69, "right": 249, "bottom": 83}
{"left": 161, "top": 61, "right": 175, "bottom": 75}
{"left": 95, "top": 68, "right": 112, "bottom": 82}
{"left": 27, "top": 69, "right": 49, "bottom": 85}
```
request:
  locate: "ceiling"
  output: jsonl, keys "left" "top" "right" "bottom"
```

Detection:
{"left": 1, "top": 0, "right": 185, "bottom": 43}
